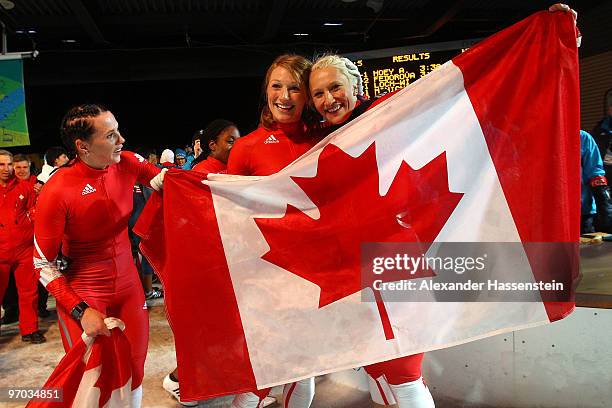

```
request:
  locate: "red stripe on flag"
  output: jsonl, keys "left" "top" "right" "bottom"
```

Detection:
{"left": 373, "top": 291, "right": 395, "bottom": 340}
{"left": 453, "top": 11, "right": 580, "bottom": 321}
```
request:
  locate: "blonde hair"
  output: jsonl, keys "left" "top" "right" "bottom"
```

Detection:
{"left": 312, "top": 54, "right": 364, "bottom": 97}
{"left": 260, "top": 54, "right": 314, "bottom": 129}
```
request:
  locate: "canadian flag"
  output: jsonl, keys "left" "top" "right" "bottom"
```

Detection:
{"left": 136, "top": 11, "right": 579, "bottom": 402}
{"left": 27, "top": 319, "right": 138, "bottom": 407}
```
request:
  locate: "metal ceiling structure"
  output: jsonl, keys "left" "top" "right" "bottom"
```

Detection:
{"left": 0, "top": 0, "right": 606, "bottom": 84}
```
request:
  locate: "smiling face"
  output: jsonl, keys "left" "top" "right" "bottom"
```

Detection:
{"left": 266, "top": 66, "right": 307, "bottom": 125}
{"left": 76, "top": 111, "right": 125, "bottom": 169}
{"left": 310, "top": 66, "right": 358, "bottom": 125}
{"left": 13, "top": 160, "right": 30, "bottom": 180}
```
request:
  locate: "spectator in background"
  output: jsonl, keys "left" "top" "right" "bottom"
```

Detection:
{"left": 192, "top": 130, "right": 203, "bottom": 161}
{"left": 37, "top": 146, "right": 69, "bottom": 185}
{"left": 175, "top": 148, "right": 189, "bottom": 169}
{"left": 580, "top": 130, "right": 612, "bottom": 233}
{"left": 4, "top": 154, "right": 51, "bottom": 319}
{"left": 192, "top": 119, "right": 240, "bottom": 173}
{"left": 163, "top": 118, "right": 242, "bottom": 407}
{"left": 592, "top": 102, "right": 612, "bottom": 180}
{"left": 178, "top": 131, "right": 205, "bottom": 170}
{"left": 183, "top": 145, "right": 195, "bottom": 169}
{"left": 13, "top": 154, "right": 37, "bottom": 186}
{"left": 159, "top": 149, "right": 175, "bottom": 168}
{"left": 129, "top": 149, "right": 163, "bottom": 305}
{"left": 0, "top": 149, "right": 44, "bottom": 343}
{"left": 190, "top": 130, "right": 205, "bottom": 168}
{"left": 147, "top": 151, "right": 159, "bottom": 166}
{"left": 2, "top": 153, "right": 40, "bottom": 325}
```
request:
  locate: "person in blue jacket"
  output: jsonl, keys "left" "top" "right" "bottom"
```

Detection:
{"left": 581, "top": 130, "right": 612, "bottom": 233}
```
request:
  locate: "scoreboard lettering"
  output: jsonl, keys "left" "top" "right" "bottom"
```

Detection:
{"left": 392, "top": 52, "right": 430, "bottom": 62}
{"left": 352, "top": 48, "right": 467, "bottom": 99}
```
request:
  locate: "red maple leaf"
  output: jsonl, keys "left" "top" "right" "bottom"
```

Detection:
{"left": 255, "top": 142, "right": 462, "bottom": 338}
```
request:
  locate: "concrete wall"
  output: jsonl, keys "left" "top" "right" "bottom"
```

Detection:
{"left": 328, "top": 307, "right": 612, "bottom": 408}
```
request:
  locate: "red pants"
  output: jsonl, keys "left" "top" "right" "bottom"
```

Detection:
{"left": 365, "top": 353, "right": 424, "bottom": 384}
{"left": 0, "top": 245, "right": 38, "bottom": 335}
{"left": 56, "top": 270, "right": 149, "bottom": 389}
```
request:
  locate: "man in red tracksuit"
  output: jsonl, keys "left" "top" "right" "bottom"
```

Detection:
{"left": 0, "top": 149, "right": 43, "bottom": 343}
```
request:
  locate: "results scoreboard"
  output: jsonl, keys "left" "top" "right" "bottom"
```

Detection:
{"left": 347, "top": 40, "right": 479, "bottom": 99}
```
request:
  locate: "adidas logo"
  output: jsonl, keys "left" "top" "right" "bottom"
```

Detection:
{"left": 264, "top": 135, "right": 280, "bottom": 144}
{"left": 81, "top": 184, "right": 96, "bottom": 196}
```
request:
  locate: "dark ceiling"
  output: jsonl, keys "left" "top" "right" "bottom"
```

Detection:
{"left": 0, "top": 0, "right": 607, "bottom": 85}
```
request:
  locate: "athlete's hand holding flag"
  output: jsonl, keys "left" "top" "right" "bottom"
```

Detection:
{"left": 27, "top": 318, "right": 138, "bottom": 408}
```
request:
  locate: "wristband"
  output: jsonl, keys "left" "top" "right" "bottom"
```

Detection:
{"left": 70, "top": 301, "right": 89, "bottom": 321}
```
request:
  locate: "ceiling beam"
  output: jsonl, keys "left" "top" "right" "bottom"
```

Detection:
{"left": 100, "top": 13, "right": 259, "bottom": 26}
{"left": 259, "top": 0, "right": 288, "bottom": 42}
{"left": 98, "top": 8, "right": 422, "bottom": 26}
{"left": 65, "top": 0, "right": 107, "bottom": 45}
{"left": 399, "top": 0, "right": 465, "bottom": 40}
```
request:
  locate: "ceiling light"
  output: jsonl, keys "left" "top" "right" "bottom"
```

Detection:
{"left": 366, "top": 0, "right": 384, "bottom": 13}
{"left": 293, "top": 33, "right": 309, "bottom": 36}
{"left": 27, "top": 29, "right": 36, "bottom": 34}
{"left": 0, "top": 0, "right": 14, "bottom": 10}
{"left": 324, "top": 23, "right": 344, "bottom": 26}
{"left": 62, "top": 39, "right": 77, "bottom": 43}
{"left": 15, "top": 29, "right": 24, "bottom": 34}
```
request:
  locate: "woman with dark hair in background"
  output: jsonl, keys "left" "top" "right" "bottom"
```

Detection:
{"left": 33, "top": 104, "right": 165, "bottom": 406}
{"left": 162, "top": 118, "right": 240, "bottom": 407}
{"left": 191, "top": 119, "right": 240, "bottom": 174}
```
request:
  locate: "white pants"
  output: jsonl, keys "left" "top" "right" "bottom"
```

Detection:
{"left": 231, "top": 378, "right": 315, "bottom": 408}
{"left": 368, "top": 374, "right": 434, "bottom": 407}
